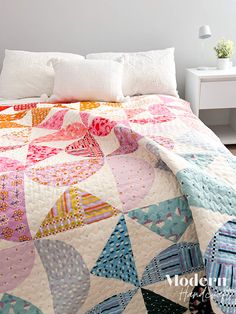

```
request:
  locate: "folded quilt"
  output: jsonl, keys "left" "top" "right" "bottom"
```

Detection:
{"left": 0, "top": 95, "right": 235, "bottom": 314}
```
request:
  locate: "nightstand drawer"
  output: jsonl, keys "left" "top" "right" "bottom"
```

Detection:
{"left": 200, "top": 80, "right": 236, "bottom": 109}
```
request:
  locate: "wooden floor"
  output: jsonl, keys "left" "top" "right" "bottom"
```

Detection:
{"left": 227, "top": 145, "right": 236, "bottom": 155}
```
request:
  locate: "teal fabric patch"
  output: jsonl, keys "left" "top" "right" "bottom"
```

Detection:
{"left": 176, "top": 167, "right": 236, "bottom": 215}
{"left": 91, "top": 215, "right": 139, "bottom": 287}
{"left": 180, "top": 153, "right": 215, "bottom": 168}
{"left": 225, "top": 155, "right": 236, "bottom": 172}
{"left": 177, "top": 131, "right": 228, "bottom": 154}
{"left": 128, "top": 197, "right": 192, "bottom": 242}
{"left": 0, "top": 294, "right": 42, "bottom": 314}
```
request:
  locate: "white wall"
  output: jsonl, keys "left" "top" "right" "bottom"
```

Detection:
{"left": 1, "top": 0, "right": 236, "bottom": 97}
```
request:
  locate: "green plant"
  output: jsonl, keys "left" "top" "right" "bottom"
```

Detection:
{"left": 214, "top": 39, "right": 234, "bottom": 58}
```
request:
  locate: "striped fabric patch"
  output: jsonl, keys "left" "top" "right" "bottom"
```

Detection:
{"left": 86, "top": 288, "right": 137, "bottom": 314}
{"left": 35, "top": 187, "right": 118, "bottom": 238}
{"left": 66, "top": 133, "right": 103, "bottom": 157}
{"left": 141, "top": 242, "right": 204, "bottom": 286}
{"left": 205, "top": 220, "right": 236, "bottom": 314}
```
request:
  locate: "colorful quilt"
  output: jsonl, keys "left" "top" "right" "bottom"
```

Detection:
{"left": 0, "top": 95, "right": 235, "bottom": 314}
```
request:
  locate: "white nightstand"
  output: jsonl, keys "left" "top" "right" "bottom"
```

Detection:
{"left": 185, "top": 67, "right": 236, "bottom": 144}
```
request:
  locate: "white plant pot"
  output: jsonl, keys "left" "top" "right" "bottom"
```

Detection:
{"left": 217, "top": 58, "right": 231, "bottom": 70}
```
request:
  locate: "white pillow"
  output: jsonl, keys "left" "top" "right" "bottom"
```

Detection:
{"left": 0, "top": 50, "right": 84, "bottom": 99}
{"left": 87, "top": 48, "right": 178, "bottom": 97}
{"left": 48, "top": 59, "right": 125, "bottom": 102}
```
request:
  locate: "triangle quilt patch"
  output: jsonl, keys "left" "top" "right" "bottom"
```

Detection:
{"left": 65, "top": 132, "right": 103, "bottom": 157}
{"left": 91, "top": 215, "right": 139, "bottom": 286}
{"left": 32, "top": 122, "right": 87, "bottom": 143}
{"left": 87, "top": 288, "right": 138, "bottom": 314}
{"left": 31, "top": 107, "right": 51, "bottom": 126}
{"left": 141, "top": 288, "right": 187, "bottom": 314}
{"left": 0, "top": 106, "right": 11, "bottom": 112}
{"left": 38, "top": 109, "right": 69, "bottom": 130}
{"left": 34, "top": 187, "right": 118, "bottom": 238}
{"left": 26, "top": 144, "right": 63, "bottom": 166}
{"left": 0, "top": 121, "right": 28, "bottom": 128}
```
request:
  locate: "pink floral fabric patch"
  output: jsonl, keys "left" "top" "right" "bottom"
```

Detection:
{"left": 0, "top": 157, "right": 25, "bottom": 172}
{"left": 32, "top": 122, "right": 87, "bottom": 143}
{"left": 109, "top": 127, "right": 142, "bottom": 156}
{"left": 0, "top": 145, "right": 25, "bottom": 152}
{"left": 38, "top": 109, "right": 69, "bottom": 130}
{"left": 89, "top": 117, "right": 116, "bottom": 136}
{"left": 26, "top": 145, "right": 63, "bottom": 166}
{"left": 151, "top": 136, "right": 174, "bottom": 150}
{"left": 0, "top": 172, "right": 31, "bottom": 242}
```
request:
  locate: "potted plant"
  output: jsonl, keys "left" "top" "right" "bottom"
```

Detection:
{"left": 214, "top": 39, "right": 234, "bottom": 70}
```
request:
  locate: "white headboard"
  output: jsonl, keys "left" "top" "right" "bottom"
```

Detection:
{"left": 1, "top": 0, "right": 236, "bottom": 97}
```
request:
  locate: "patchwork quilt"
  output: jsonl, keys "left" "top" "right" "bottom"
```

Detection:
{"left": 0, "top": 95, "right": 235, "bottom": 314}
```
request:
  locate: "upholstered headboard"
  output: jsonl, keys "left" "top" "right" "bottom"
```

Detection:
{"left": 1, "top": 0, "right": 236, "bottom": 97}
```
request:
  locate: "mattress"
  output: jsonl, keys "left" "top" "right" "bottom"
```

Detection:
{"left": 0, "top": 94, "right": 235, "bottom": 314}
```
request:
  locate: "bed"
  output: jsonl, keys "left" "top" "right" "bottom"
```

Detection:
{"left": 0, "top": 94, "right": 235, "bottom": 314}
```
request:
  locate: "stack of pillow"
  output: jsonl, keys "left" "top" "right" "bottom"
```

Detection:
{"left": 0, "top": 48, "right": 178, "bottom": 102}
